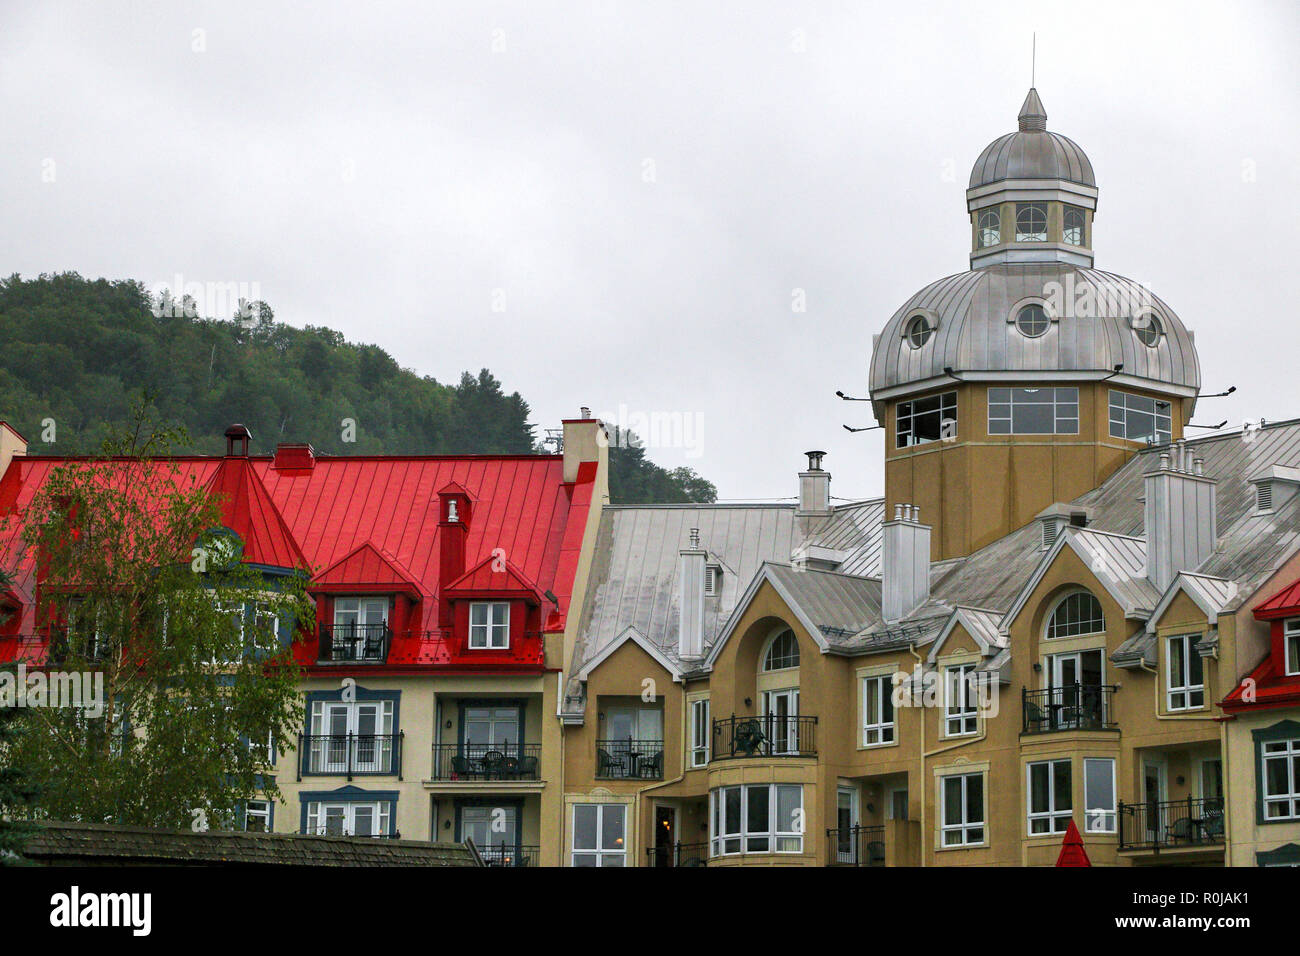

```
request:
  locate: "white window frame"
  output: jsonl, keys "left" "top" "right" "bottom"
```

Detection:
{"left": 690, "top": 698, "right": 710, "bottom": 768}
{"left": 1015, "top": 202, "right": 1047, "bottom": 242}
{"left": 977, "top": 208, "right": 1000, "bottom": 247}
{"left": 710, "top": 783, "right": 804, "bottom": 857}
{"left": 308, "top": 699, "right": 396, "bottom": 774}
{"left": 469, "top": 601, "right": 510, "bottom": 649}
{"left": 1027, "top": 759, "right": 1073, "bottom": 836}
{"left": 940, "top": 772, "right": 985, "bottom": 847}
{"left": 944, "top": 663, "right": 978, "bottom": 737}
{"left": 1262, "top": 738, "right": 1300, "bottom": 821}
{"left": 762, "top": 629, "right": 800, "bottom": 671}
{"left": 860, "top": 675, "right": 895, "bottom": 747}
{"left": 987, "top": 387, "right": 1079, "bottom": 436}
{"left": 1166, "top": 633, "right": 1205, "bottom": 711}
{"left": 1046, "top": 591, "right": 1106, "bottom": 640}
{"left": 305, "top": 800, "right": 391, "bottom": 837}
{"left": 244, "top": 799, "right": 272, "bottom": 832}
{"left": 1285, "top": 619, "right": 1300, "bottom": 677}
{"left": 1084, "top": 758, "right": 1117, "bottom": 834}
{"left": 571, "top": 803, "right": 626, "bottom": 867}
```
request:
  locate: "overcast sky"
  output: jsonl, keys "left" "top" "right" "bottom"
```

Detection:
{"left": 1, "top": 1, "right": 1296, "bottom": 500}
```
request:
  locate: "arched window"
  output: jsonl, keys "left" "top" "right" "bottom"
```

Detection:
{"left": 978, "top": 209, "right": 1001, "bottom": 248}
{"left": 763, "top": 629, "right": 800, "bottom": 671}
{"left": 1015, "top": 202, "right": 1047, "bottom": 242}
{"left": 1046, "top": 591, "right": 1106, "bottom": 639}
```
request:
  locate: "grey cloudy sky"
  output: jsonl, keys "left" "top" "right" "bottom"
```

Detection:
{"left": 1, "top": 1, "right": 1296, "bottom": 500}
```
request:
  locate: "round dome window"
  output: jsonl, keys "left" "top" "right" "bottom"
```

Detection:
{"left": 905, "top": 314, "right": 933, "bottom": 348}
{"left": 1015, "top": 304, "right": 1050, "bottom": 338}
{"left": 1134, "top": 313, "right": 1163, "bottom": 347}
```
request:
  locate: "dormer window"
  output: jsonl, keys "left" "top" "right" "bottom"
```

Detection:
{"left": 1015, "top": 203, "right": 1047, "bottom": 242}
{"left": 1015, "top": 304, "right": 1050, "bottom": 338}
{"left": 469, "top": 602, "right": 510, "bottom": 649}
{"left": 1063, "top": 205, "right": 1086, "bottom": 246}
{"left": 1285, "top": 618, "right": 1300, "bottom": 676}
{"left": 1133, "top": 312, "right": 1163, "bottom": 348}
{"left": 977, "top": 208, "right": 1001, "bottom": 247}
{"left": 905, "top": 314, "right": 934, "bottom": 348}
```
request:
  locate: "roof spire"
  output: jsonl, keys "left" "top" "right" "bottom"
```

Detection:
{"left": 1018, "top": 87, "right": 1047, "bottom": 132}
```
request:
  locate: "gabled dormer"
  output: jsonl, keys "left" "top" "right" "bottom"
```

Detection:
{"left": 442, "top": 554, "right": 547, "bottom": 667}
{"left": 311, "top": 542, "right": 423, "bottom": 664}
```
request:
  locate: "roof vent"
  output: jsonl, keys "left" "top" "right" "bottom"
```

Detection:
{"left": 224, "top": 424, "right": 252, "bottom": 457}
{"left": 273, "top": 443, "right": 316, "bottom": 471}
{"left": 1042, "top": 521, "right": 1060, "bottom": 550}
{"left": 1257, "top": 483, "right": 1274, "bottom": 513}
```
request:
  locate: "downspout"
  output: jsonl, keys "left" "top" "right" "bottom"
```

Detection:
{"left": 555, "top": 669, "right": 567, "bottom": 867}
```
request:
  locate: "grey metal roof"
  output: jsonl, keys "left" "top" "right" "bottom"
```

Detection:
{"left": 568, "top": 422, "right": 1300, "bottom": 693}
{"left": 798, "top": 497, "right": 883, "bottom": 576}
{"left": 868, "top": 264, "right": 1201, "bottom": 401}
{"left": 968, "top": 89, "right": 1095, "bottom": 188}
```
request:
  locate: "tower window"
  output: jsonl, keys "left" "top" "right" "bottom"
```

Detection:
{"left": 1063, "top": 206, "right": 1086, "bottom": 246}
{"left": 1109, "top": 389, "right": 1173, "bottom": 445}
{"left": 905, "top": 314, "right": 933, "bottom": 348}
{"left": 896, "top": 390, "right": 957, "bottom": 448}
{"left": 1015, "top": 203, "right": 1047, "bottom": 242}
{"left": 977, "top": 209, "right": 1001, "bottom": 247}
{"left": 1015, "top": 304, "right": 1050, "bottom": 338}
{"left": 988, "top": 387, "right": 1078, "bottom": 435}
{"left": 1133, "top": 312, "right": 1163, "bottom": 347}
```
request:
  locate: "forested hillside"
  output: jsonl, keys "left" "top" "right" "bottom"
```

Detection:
{"left": 0, "top": 273, "right": 715, "bottom": 503}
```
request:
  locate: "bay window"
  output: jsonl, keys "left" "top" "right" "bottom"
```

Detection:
{"left": 711, "top": 783, "right": 804, "bottom": 856}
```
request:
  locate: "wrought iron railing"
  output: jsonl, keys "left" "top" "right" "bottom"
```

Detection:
{"left": 594, "top": 738, "right": 666, "bottom": 779}
{"left": 1021, "top": 685, "right": 1117, "bottom": 734}
{"left": 645, "top": 841, "right": 710, "bottom": 867}
{"left": 478, "top": 842, "right": 539, "bottom": 867}
{"left": 1118, "top": 797, "right": 1225, "bottom": 850}
{"left": 712, "top": 714, "right": 817, "bottom": 759}
{"left": 298, "top": 732, "right": 403, "bottom": 779}
{"left": 318, "top": 623, "right": 392, "bottom": 663}
{"left": 825, "top": 825, "right": 885, "bottom": 866}
{"left": 431, "top": 743, "right": 542, "bottom": 780}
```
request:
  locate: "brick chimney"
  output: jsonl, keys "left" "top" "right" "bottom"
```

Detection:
{"left": 1144, "top": 440, "right": 1216, "bottom": 591}
{"left": 882, "top": 504, "right": 931, "bottom": 623}
{"left": 678, "top": 527, "right": 706, "bottom": 661}
{"left": 437, "top": 483, "right": 473, "bottom": 627}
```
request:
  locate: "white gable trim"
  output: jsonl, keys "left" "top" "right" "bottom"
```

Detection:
{"left": 1144, "top": 573, "right": 1235, "bottom": 635}
{"left": 926, "top": 607, "right": 1005, "bottom": 664}
{"left": 577, "top": 625, "right": 681, "bottom": 682}
{"left": 703, "top": 563, "right": 831, "bottom": 669}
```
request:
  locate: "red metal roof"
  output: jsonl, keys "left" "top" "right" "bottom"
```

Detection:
{"left": 1253, "top": 578, "right": 1300, "bottom": 620}
{"left": 1221, "top": 576, "right": 1300, "bottom": 712}
{"left": 445, "top": 555, "right": 545, "bottom": 601}
{"left": 313, "top": 542, "right": 421, "bottom": 596}
{"left": 0, "top": 451, "right": 597, "bottom": 670}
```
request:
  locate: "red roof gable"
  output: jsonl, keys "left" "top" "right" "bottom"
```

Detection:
{"left": 1254, "top": 579, "right": 1300, "bottom": 621}
{"left": 445, "top": 554, "right": 544, "bottom": 602}
{"left": 204, "top": 456, "right": 308, "bottom": 570}
{"left": 313, "top": 542, "right": 422, "bottom": 597}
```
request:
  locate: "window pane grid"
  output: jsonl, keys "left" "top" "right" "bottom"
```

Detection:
{"left": 1109, "top": 389, "right": 1173, "bottom": 445}
{"left": 988, "top": 387, "right": 1078, "bottom": 435}
{"left": 861, "top": 675, "right": 896, "bottom": 746}
{"left": 1027, "top": 759, "right": 1073, "bottom": 835}
{"left": 1015, "top": 203, "right": 1047, "bottom": 242}
{"left": 896, "top": 390, "right": 957, "bottom": 449}
{"left": 941, "top": 773, "right": 984, "bottom": 846}
{"left": 1263, "top": 739, "right": 1300, "bottom": 820}
{"left": 1047, "top": 592, "right": 1105, "bottom": 639}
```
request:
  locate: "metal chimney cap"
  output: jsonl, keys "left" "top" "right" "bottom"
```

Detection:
{"left": 804, "top": 450, "right": 827, "bottom": 471}
{"left": 688, "top": 527, "right": 700, "bottom": 548}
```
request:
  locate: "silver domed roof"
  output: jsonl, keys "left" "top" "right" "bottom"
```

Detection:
{"left": 969, "top": 89, "right": 1095, "bottom": 188}
{"left": 868, "top": 264, "right": 1200, "bottom": 402}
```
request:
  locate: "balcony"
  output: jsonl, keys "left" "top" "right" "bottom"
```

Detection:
{"left": 825, "top": 825, "right": 886, "bottom": 866}
{"left": 477, "top": 841, "right": 539, "bottom": 867}
{"left": 318, "top": 623, "right": 391, "bottom": 664}
{"left": 1118, "top": 797, "right": 1225, "bottom": 852}
{"left": 431, "top": 743, "right": 542, "bottom": 781}
{"left": 711, "top": 714, "right": 817, "bottom": 759}
{"left": 1021, "top": 685, "right": 1117, "bottom": 734}
{"left": 298, "top": 732, "right": 403, "bottom": 780}
{"left": 645, "top": 841, "right": 709, "bottom": 867}
{"left": 595, "top": 738, "right": 665, "bottom": 779}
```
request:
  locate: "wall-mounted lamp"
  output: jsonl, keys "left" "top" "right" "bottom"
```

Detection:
{"left": 445, "top": 719, "right": 453, "bottom": 729}
{"left": 1033, "top": 662, "right": 1042, "bottom": 673}
{"left": 443, "top": 819, "right": 451, "bottom": 830}
{"left": 743, "top": 697, "right": 753, "bottom": 708}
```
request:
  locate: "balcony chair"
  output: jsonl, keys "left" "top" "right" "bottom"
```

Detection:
{"left": 362, "top": 629, "right": 385, "bottom": 660}
{"left": 450, "top": 754, "right": 475, "bottom": 779}
{"left": 866, "top": 842, "right": 886, "bottom": 866}
{"left": 639, "top": 751, "right": 664, "bottom": 777}
{"left": 516, "top": 755, "right": 539, "bottom": 779}
{"left": 733, "top": 719, "right": 766, "bottom": 756}
{"left": 1023, "top": 700, "right": 1049, "bottom": 733}
{"left": 1166, "top": 817, "right": 1194, "bottom": 844}
{"left": 597, "top": 748, "right": 625, "bottom": 777}
{"left": 481, "top": 750, "right": 506, "bottom": 778}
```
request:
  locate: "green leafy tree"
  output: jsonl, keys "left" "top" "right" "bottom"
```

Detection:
{"left": 2, "top": 401, "right": 312, "bottom": 829}
{"left": 0, "top": 569, "right": 40, "bottom": 864}
{"left": 606, "top": 427, "right": 717, "bottom": 504}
